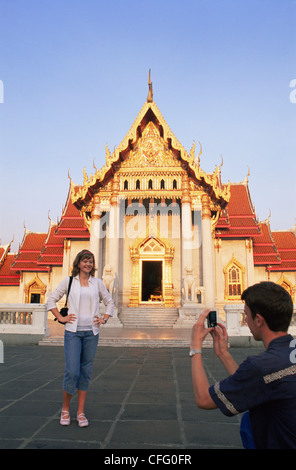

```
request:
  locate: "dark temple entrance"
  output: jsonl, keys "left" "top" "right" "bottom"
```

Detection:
{"left": 141, "top": 260, "right": 163, "bottom": 302}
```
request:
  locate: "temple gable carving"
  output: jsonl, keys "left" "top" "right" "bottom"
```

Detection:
{"left": 121, "top": 121, "right": 180, "bottom": 168}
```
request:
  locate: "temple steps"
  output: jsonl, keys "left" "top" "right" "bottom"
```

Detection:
{"left": 39, "top": 307, "right": 214, "bottom": 347}
{"left": 119, "top": 307, "right": 179, "bottom": 328}
{"left": 39, "top": 336, "right": 191, "bottom": 348}
{"left": 39, "top": 330, "right": 213, "bottom": 348}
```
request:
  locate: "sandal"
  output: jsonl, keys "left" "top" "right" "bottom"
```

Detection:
{"left": 60, "top": 409, "right": 70, "bottom": 426}
{"left": 77, "top": 412, "right": 89, "bottom": 427}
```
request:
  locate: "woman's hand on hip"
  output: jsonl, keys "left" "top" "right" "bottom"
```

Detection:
{"left": 93, "top": 316, "right": 106, "bottom": 326}
{"left": 59, "top": 313, "right": 77, "bottom": 324}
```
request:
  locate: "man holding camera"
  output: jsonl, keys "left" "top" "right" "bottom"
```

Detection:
{"left": 190, "top": 281, "right": 296, "bottom": 449}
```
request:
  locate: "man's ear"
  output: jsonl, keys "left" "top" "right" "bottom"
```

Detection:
{"left": 255, "top": 314, "right": 265, "bottom": 326}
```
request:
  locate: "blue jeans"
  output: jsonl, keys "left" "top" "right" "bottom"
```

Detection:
{"left": 63, "top": 330, "right": 99, "bottom": 395}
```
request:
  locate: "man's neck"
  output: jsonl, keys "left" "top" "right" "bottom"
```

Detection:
{"left": 263, "top": 330, "right": 288, "bottom": 348}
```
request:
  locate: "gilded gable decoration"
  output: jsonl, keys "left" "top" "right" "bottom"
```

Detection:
{"left": 70, "top": 78, "right": 230, "bottom": 213}
{"left": 121, "top": 121, "right": 180, "bottom": 168}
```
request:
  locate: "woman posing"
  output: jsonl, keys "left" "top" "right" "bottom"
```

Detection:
{"left": 47, "top": 249, "right": 114, "bottom": 427}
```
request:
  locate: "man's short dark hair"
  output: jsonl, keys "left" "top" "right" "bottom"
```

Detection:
{"left": 241, "top": 281, "right": 293, "bottom": 332}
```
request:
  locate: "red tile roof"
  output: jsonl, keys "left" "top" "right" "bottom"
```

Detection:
{"left": 269, "top": 231, "right": 296, "bottom": 271}
{"left": 37, "top": 223, "right": 64, "bottom": 267}
{"left": 54, "top": 189, "right": 90, "bottom": 240}
{"left": 253, "top": 222, "right": 281, "bottom": 266}
{"left": 215, "top": 183, "right": 261, "bottom": 238}
{"left": 10, "top": 232, "right": 49, "bottom": 272}
{"left": 0, "top": 245, "right": 20, "bottom": 286}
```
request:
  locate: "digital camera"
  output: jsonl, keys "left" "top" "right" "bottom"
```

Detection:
{"left": 207, "top": 310, "right": 217, "bottom": 328}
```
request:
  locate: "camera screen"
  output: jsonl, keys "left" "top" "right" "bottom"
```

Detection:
{"left": 207, "top": 310, "right": 217, "bottom": 327}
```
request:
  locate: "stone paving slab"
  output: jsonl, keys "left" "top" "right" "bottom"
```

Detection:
{"left": 0, "top": 344, "right": 258, "bottom": 452}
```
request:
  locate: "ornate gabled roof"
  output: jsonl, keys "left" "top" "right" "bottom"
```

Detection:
{"left": 10, "top": 231, "right": 48, "bottom": 272}
{"left": 253, "top": 221, "right": 281, "bottom": 266}
{"left": 269, "top": 230, "right": 296, "bottom": 271}
{"left": 37, "top": 221, "right": 64, "bottom": 267}
{"left": 0, "top": 243, "right": 20, "bottom": 286}
{"left": 71, "top": 77, "right": 230, "bottom": 211}
{"left": 215, "top": 182, "right": 261, "bottom": 238}
{"left": 54, "top": 186, "right": 90, "bottom": 239}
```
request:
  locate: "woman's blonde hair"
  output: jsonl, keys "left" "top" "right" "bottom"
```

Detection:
{"left": 72, "top": 250, "right": 95, "bottom": 277}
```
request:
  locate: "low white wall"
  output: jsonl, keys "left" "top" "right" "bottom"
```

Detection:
{"left": 224, "top": 304, "right": 296, "bottom": 346}
{"left": 0, "top": 304, "right": 49, "bottom": 344}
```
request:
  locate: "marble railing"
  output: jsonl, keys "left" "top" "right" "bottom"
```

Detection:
{"left": 224, "top": 304, "right": 296, "bottom": 337}
{"left": 0, "top": 304, "right": 49, "bottom": 337}
{"left": 0, "top": 302, "right": 295, "bottom": 345}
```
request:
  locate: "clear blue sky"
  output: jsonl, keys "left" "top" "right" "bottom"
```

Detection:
{"left": 0, "top": 0, "right": 295, "bottom": 251}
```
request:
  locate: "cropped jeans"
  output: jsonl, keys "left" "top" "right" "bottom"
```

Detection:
{"left": 63, "top": 330, "right": 99, "bottom": 395}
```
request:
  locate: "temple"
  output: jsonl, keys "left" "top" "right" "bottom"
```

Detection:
{"left": 1, "top": 75, "right": 296, "bottom": 332}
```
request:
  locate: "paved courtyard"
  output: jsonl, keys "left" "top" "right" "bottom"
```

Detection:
{"left": 0, "top": 343, "right": 258, "bottom": 452}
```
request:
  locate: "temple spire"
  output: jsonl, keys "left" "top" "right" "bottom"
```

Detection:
{"left": 147, "top": 69, "right": 153, "bottom": 102}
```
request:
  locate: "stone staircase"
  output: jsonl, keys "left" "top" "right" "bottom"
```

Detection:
{"left": 119, "top": 306, "right": 179, "bottom": 328}
{"left": 39, "top": 306, "right": 213, "bottom": 347}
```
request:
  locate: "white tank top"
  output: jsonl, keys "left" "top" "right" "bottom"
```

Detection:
{"left": 77, "top": 286, "right": 92, "bottom": 330}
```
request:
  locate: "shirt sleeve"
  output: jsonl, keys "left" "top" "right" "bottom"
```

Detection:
{"left": 46, "top": 277, "right": 69, "bottom": 311}
{"left": 209, "top": 358, "right": 266, "bottom": 417}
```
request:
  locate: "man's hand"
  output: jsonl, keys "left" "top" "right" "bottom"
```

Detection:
{"left": 211, "top": 322, "right": 229, "bottom": 358}
{"left": 190, "top": 309, "right": 217, "bottom": 410}
{"left": 211, "top": 321, "right": 239, "bottom": 375}
{"left": 191, "top": 309, "right": 215, "bottom": 349}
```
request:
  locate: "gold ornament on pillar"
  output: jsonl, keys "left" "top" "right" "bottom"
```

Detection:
{"left": 110, "top": 174, "right": 120, "bottom": 206}
{"left": 181, "top": 173, "right": 191, "bottom": 204}
{"left": 91, "top": 194, "right": 101, "bottom": 221}
{"left": 201, "top": 194, "right": 211, "bottom": 219}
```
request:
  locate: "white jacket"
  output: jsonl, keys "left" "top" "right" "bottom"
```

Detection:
{"left": 46, "top": 275, "right": 114, "bottom": 335}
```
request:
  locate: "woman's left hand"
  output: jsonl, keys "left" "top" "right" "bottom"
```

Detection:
{"left": 93, "top": 316, "right": 106, "bottom": 326}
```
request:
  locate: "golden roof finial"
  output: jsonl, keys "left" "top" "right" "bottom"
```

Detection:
{"left": 83, "top": 166, "right": 88, "bottom": 184}
{"left": 262, "top": 209, "right": 272, "bottom": 225}
{"left": 190, "top": 140, "right": 196, "bottom": 160}
{"left": 243, "top": 166, "right": 250, "bottom": 184}
{"left": 196, "top": 141, "right": 202, "bottom": 167}
{"left": 147, "top": 69, "right": 153, "bottom": 103}
{"left": 105, "top": 144, "right": 111, "bottom": 162}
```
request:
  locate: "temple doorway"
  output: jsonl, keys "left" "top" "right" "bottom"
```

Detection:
{"left": 141, "top": 260, "right": 163, "bottom": 302}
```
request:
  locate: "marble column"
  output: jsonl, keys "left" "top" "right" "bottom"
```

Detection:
{"left": 201, "top": 193, "right": 215, "bottom": 308}
{"left": 181, "top": 174, "right": 193, "bottom": 274}
{"left": 108, "top": 175, "right": 120, "bottom": 279}
{"left": 89, "top": 194, "right": 101, "bottom": 277}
